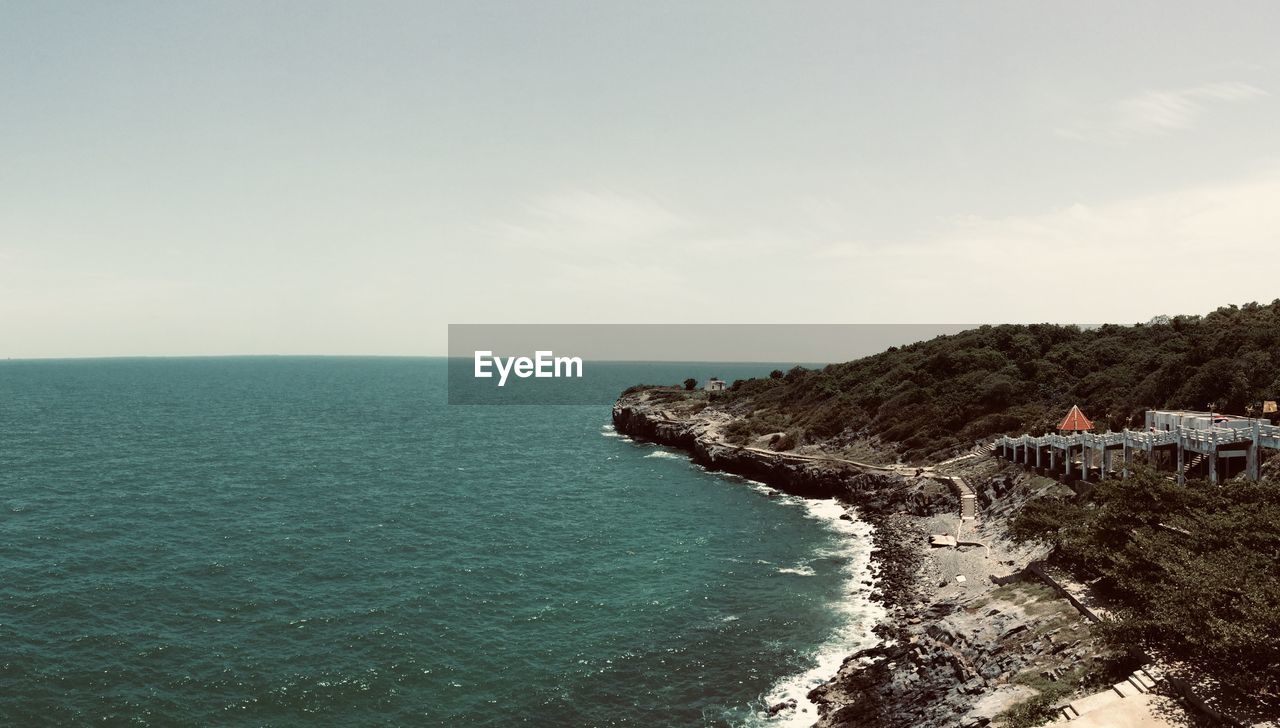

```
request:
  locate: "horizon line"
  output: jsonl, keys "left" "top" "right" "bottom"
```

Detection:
{"left": 0, "top": 354, "right": 836, "bottom": 364}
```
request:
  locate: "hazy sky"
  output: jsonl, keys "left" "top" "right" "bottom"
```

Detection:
{"left": 3, "top": 2, "right": 1279, "bottom": 357}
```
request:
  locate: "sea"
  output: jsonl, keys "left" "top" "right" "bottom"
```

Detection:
{"left": 0, "top": 358, "right": 882, "bottom": 726}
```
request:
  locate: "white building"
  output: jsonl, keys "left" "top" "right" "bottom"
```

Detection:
{"left": 1145, "top": 409, "right": 1252, "bottom": 432}
{"left": 705, "top": 378, "right": 727, "bottom": 392}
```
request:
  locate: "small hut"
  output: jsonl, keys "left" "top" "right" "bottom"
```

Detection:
{"left": 1057, "top": 404, "right": 1094, "bottom": 435}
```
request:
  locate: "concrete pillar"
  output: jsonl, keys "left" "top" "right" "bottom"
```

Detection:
{"left": 1208, "top": 451, "right": 1219, "bottom": 484}
{"left": 1177, "top": 443, "right": 1185, "bottom": 486}
{"left": 1080, "top": 446, "right": 1089, "bottom": 480}
{"left": 1036, "top": 445, "right": 1043, "bottom": 469}
{"left": 1248, "top": 424, "right": 1261, "bottom": 480}
{"left": 1101, "top": 449, "right": 1111, "bottom": 481}
{"left": 1049, "top": 447, "right": 1056, "bottom": 472}
{"left": 1123, "top": 444, "right": 1133, "bottom": 479}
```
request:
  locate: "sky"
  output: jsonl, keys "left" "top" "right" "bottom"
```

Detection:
{"left": 2, "top": 1, "right": 1279, "bottom": 358}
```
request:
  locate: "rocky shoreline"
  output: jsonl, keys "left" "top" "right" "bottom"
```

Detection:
{"left": 612, "top": 389, "right": 1093, "bottom": 728}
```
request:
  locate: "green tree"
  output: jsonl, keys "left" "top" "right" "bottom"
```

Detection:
{"left": 1012, "top": 467, "right": 1280, "bottom": 697}
{"left": 715, "top": 301, "right": 1280, "bottom": 459}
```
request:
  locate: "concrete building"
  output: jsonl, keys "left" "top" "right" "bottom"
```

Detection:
{"left": 705, "top": 378, "right": 727, "bottom": 392}
{"left": 1145, "top": 409, "right": 1251, "bottom": 432}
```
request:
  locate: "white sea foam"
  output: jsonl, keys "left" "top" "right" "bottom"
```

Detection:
{"left": 600, "top": 425, "right": 623, "bottom": 438}
{"left": 742, "top": 480, "right": 793, "bottom": 502}
{"left": 745, "top": 498, "right": 886, "bottom": 728}
{"left": 643, "top": 450, "right": 688, "bottom": 460}
{"left": 620, "top": 439, "right": 884, "bottom": 725}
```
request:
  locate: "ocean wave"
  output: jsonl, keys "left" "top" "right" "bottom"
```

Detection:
{"left": 600, "top": 425, "right": 624, "bottom": 438}
{"left": 643, "top": 450, "right": 688, "bottom": 461}
{"left": 614, "top": 437, "right": 883, "bottom": 725}
{"left": 746, "top": 498, "right": 885, "bottom": 728}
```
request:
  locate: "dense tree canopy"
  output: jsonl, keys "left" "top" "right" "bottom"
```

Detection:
{"left": 723, "top": 302, "right": 1280, "bottom": 459}
{"left": 1011, "top": 468, "right": 1280, "bottom": 701}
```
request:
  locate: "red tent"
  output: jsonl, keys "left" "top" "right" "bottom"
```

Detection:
{"left": 1057, "top": 405, "right": 1094, "bottom": 433}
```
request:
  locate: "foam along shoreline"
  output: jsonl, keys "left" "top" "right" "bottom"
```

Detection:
{"left": 613, "top": 432, "right": 887, "bottom": 726}
{"left": 611, "top": 392, "right": 940, "bottom": 725}
{"left": 688, "top": 466, "right": 887, "bottom": 726}
{"left": 748, "top": 498, "right": 884, "bottom": 728}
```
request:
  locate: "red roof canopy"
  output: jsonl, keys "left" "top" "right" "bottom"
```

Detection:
{"left": 1057, "top": 405, "right": 1094, "bottom": 432}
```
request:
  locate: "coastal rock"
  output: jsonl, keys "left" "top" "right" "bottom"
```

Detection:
{"left": 612, "top": 390, "right": 1065, "bottom": 728}
{"left": 767, "top": 698, "right": 797, "bottom": 716}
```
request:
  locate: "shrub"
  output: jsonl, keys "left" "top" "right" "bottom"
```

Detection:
{"left": 770, "top": 430, "right": 798, "bottom": 451}
{"left": 1012, "top": 467, "right": 1280, "bottom": 697}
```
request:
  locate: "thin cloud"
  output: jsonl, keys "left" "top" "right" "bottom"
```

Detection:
{"left": 1057, "top": 81, "right": 1267, "bottom": 142}
{"left": 489, "top": 189, "right": 688, "bottom": 249}
{"left": 803, "top": 168, "right": 1280, "bottom": 321}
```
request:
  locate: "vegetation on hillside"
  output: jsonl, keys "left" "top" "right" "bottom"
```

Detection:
{"left": 720, "top": 302, "right": 1280, "bottom": 459}
{"left": 1011, "top": 467, "right": 1280, "bottom": 706}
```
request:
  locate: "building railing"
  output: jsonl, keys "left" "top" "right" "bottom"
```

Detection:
{"left": 996, "top": 416, "right": 1280, "bottom": 453}
{"left": 993, "top": 411, "right": 1280, "bottom": 482}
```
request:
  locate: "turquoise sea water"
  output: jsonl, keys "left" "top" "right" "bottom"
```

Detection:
{"left": 0, "top": 358, "right": 879, "bottom": 726}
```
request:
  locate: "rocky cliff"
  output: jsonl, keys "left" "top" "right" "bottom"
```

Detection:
{"left": 612, "top": 388, "right": 1098, "bottom": 728}
{"left": 611, "top": 394, "right": 956, "bottom": 515}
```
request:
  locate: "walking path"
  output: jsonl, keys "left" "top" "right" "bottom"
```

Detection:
{"left": 1049, "top": 690, "right": 1184, "bottom": 727}
{"left": 729, "top": 444, "right": 978, "bottom": 520}
{"left": 661, "top": 402, "right": 981, "bottom": 521}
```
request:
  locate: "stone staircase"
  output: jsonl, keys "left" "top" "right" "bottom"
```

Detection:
{"left": 934, "top": 445, "right": 992, "bottom": 521}
{"left": 1182, "top": 452, "right": 1206, "bottom": 476}
{"left": 936, "top": 446, "right": 988, "bottom": 468}
{"left": 960, "top": 485, "right": 977, "bottom": 520}
{"left": 928, "top": 473, "right": 978, "bottom": 521}
{"left": 1057, "top": 667, "right": 1162, "bottom": 722}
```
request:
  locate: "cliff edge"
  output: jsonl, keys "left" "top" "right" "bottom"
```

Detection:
{"left": 612, "top": 386, "right": 1176, "bottom": 728}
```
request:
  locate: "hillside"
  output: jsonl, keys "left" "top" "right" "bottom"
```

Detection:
{"left": 718, "top": 301, "right": 1280, "bottom": 461}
